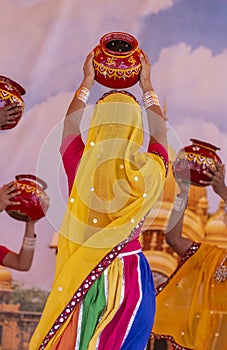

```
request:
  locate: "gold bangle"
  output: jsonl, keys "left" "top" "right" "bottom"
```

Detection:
{"left": 75, "top": 86, "right": 90, "bottom": 105}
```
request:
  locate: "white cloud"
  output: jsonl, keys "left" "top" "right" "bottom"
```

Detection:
{"left": 140, "top": 0, "right": 174, "bottom": 15}
{"left": 151, "top": 43, "right": 227, "bottom": 130}
{"left": 1, "top": 0, "right": 176, "bottom": 109}
{"left": 0, "top": 92, "right": 71, "bottom": 289}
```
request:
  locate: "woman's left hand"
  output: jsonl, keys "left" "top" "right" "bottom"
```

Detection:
{"left": 200, "top": 162, "right": 227, "bottom": 201}
{"left": 139, "top": 50, "right": 153, "bottom": 93}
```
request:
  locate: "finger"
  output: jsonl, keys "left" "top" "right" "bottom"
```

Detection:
{"left": 8, "top": 200, "right": 21, "bottom": 206}
{"left": 140, "top": 50, "right": 149, "bottom": 63}
{"left": 199, "top": 179, "right": 212, "bottom": 185}
{"left": 3, "top": 180, "right": 15, "bottom": 188}
{"left": 8, "top": 108, "right": 22, "bottom": 117}
{"left": 215, "top": 160, "right": 224, "bottom": 174}
{"left": 6, "top": 103, "right": 19, "bottom": 111}
{"left": 2, "top": 181, "right": 15, "bottom": 190}
{"left": 4, "top": 119, "right": 18, "bottom": 125}
{"left": 202, "top": 169, "right": 220, "bottom": 180}
{"left": 7, "top": 190, "right": 21, "bottom": 198}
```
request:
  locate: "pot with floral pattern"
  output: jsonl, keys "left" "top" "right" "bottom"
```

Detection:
{"left": 93, "top": 32, "right": 142, "bottom": 89}
{"left": 172, "top": 139, "right": 222, "bottom": 186}
{"left": 0, "top": 75, "right": 26, "bottom": 130}
{"left": 5, "top": 174, "right": 50, "bottom": 222}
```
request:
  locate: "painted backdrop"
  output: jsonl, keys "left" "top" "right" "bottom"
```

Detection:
{"left": 0, "top": 0, "right": 227, "bottom": 290}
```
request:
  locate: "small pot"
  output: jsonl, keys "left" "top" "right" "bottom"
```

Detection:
{"left": 5, "top": 174, "right": 49, "bottom": 222}
{"left": 172, "top": 139, "right": 222, "bottom": 187}
{"left": 0, "top": 75, "right": 26, "bottom": 130}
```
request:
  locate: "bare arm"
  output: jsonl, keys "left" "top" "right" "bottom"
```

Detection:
{"left": 62, "top": 51, "right": 95, "bottom": 141}
{"left": 165, "top": 180, "right": 193, "bottom": 257}
{"left": 139, "top": 51, "right": 167, "bottom": 150}
{"left": 166, "top": 162, "right": 227, "bottom": 256}
{"left": 2, "top": 221, "right": 37, "bottom": 271}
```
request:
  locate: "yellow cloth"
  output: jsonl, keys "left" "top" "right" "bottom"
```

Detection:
{"left": 29, "top": 92, "right": 166, "bottom": 350}
{"left": 152, "top": 243, "right": 227, "bottom": 350}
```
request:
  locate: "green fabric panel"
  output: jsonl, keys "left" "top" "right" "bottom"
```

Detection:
{"left": 79, "top": 273, "right": 106, "bottom": 350}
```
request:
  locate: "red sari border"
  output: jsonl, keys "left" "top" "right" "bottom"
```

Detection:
{"left": 39, "top": 216, "right": 147, "bottom": 349}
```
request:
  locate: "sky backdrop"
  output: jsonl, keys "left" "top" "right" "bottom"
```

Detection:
{"left": 1, "top": 0, "right": 227, "bottom": 290}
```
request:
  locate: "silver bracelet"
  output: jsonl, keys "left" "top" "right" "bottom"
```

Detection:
{"left": 75, "top": 86, "right": 90, "bottom": 105}
{"left": 142, "top": 90, "right": 160, "bottom": 108}
{"left": 22, "top": 235, "right": 36, "bottom": 250}
{"left": 173, "top": 195, "right": 188, "bottom": 212}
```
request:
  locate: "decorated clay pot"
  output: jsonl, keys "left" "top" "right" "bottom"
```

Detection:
{"left": 0, "top": 75, "right": 26, "bottom": 130}
{"left": 172, "top": 139, "right": 222, "bottom": 187}
{"left": 93, "top": 32, "right": 142, "bottom": 89}
{"left": 5, "top": 174, "right": 49, "bottom": 222}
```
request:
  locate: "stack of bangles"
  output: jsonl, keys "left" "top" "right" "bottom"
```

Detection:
{"left": 173, "top": 195, "right": 188, "bottom": 212}
{"left": 76, "top": 86, "right": 90, "bottom": 105}
{"left": 22, "top": 235, "right": 37, "bottom": 250}
{"left": 142, "top": 90, "right": 160, "bottom": 108}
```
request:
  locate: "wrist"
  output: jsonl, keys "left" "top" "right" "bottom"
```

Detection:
{"left": 221, "top": 188, "right": 227, "bottom": 202}
{"left": 141, "top": 83, "right": 154, "bottom": 94}
{"left": 22, "top": 235, "right": 36, "bottom": 250}
{"left": 173, "top": 194, "right": 188, "bottom": 212}
{"left": 80, "top": 77, "right": 94, "bottom": 90}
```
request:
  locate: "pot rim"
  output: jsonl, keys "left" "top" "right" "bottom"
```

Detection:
{"left": 100, "top": 31, "right": 138, "bottom": 56}
{"left": 0, "top": 75, "right": 26, "bottom": 95}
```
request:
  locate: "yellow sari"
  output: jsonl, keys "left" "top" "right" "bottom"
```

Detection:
{"left": 29, "top": 91, "right": 166, "bottom": 349}
{"left": 152, "top": 243, "right": 227, "bottom": 350}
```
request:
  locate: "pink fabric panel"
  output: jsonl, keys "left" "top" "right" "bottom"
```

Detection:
{"left": 98, "top": 254, "right": 141, "bottom": 349}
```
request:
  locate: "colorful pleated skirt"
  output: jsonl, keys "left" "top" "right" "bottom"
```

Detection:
{"left": 52, "top": 250, "right": 155, "bottom": 350}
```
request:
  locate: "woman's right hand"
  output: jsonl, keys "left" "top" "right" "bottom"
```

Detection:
{"left": 0, "top": 181, "right": 20, "bottom": 212}
{"left": 81, "top": 51, "right": 95, "bottom": 89}
{"left": 0, "top": 104, "right": 22, "bottom": 129}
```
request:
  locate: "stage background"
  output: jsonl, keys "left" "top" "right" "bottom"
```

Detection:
{"left": 0, "top": 0, "right": 227, "bottom": 291}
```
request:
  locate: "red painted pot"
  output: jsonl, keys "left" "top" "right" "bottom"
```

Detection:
{"left": 93, "top": 32, "right": 142, "bottom": 89}
{"left": 172, "top": 139, "right": 222, "bottom": 187}
{"left": 5, "top": 174, "right": 49, "bottom": 222}
{"left": 0, "top": 75, "right": 26, "bottom": 130}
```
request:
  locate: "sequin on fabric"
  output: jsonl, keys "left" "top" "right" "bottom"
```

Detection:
{"left": 39, "top": 217, "right": 146, "bottom": 349}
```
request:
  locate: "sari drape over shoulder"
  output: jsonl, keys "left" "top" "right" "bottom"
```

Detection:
{"left": 152, "top": 243, "right": 227, "bottom": 350}
{"left": 29, "top": 92, "right": 167, "bottom": 350}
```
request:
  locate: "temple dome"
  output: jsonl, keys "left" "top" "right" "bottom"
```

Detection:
{"left": 0, "top": 265, "right": 12, "bottom": 290}
{"left": 204, "top": 199, "right": 227, "bottom": 247}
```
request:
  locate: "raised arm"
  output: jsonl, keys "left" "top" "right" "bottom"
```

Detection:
{"left": 165, "top": 180, "right": 193, "bottom": 257}
{"left": 139, "top": 51, "right": 167, "bottom": 150}
{"left": 2, "top": 220, "right": 37, "bottom": 271}
{"left": 62, "top": 51, "right": 95, "bottom": 141}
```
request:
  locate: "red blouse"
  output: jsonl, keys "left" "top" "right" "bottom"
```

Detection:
{"left": 0, "top": 245, "right": 10, "bottom": 265}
